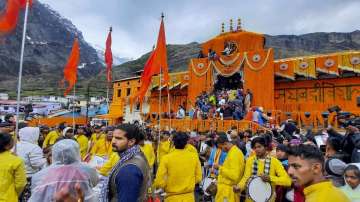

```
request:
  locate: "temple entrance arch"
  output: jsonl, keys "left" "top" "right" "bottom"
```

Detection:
{"left": 214, "top": 72, "right": 243, "bottom": 91}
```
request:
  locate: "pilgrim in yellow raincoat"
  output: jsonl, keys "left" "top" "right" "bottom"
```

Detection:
{"left": 215, "top": 145, "right": 245, "bottom": 202}
{"left": 154, "top": 149, "right": 202, "bottom": 202}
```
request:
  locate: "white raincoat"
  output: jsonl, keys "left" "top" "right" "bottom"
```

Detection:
{"left": 29, "top": 139, "right": 99, "bottom": 202}
{"left": 16, "top": 127, "right": 46, "bottom": 177}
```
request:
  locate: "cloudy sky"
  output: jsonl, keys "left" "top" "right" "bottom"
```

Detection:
{"left": 40, "top": 0, "right": 360, "bottom": 59}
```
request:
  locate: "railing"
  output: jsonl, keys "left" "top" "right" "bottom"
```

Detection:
{"left": 141, "top": 110, "right": 360, "bottom": 132}
{"left": 28, "top": 117, "right": 87, "bottom": 127}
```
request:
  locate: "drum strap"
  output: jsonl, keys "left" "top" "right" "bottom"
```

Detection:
{"left": 252, "top": 157, "right": 271, "bottom": 176}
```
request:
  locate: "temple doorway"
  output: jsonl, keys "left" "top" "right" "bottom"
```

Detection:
{"left": 214, "top": 72, "right": 243, "bottom": 90}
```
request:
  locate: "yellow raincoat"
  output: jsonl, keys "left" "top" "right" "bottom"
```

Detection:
{"left": 75, "top": 134, "right": 88, "bottom": 159}
{"left": 42, "top": 130, "right": 60, "bottom": 148}
{"left": 0, "top": 151, "right": 27, "bottom": 202}
{"left": 98, "top": 152, "right": 120, "bottom": 176}
{"left": 140, "top": 142, "right": 155, "bottom": 167}
{"left": 215, "top": 145, "right": 245, "bottom": 202}
{"left": 90, "top": 138, "right": 112, "bottom": 158}
{"left": 169, "top": 143, "right": 198, "bottom": 155}
{"left": 238, "top": 156, "right": 292, "bottom": 202}
{"left": 158, "top": 140, "right": 171, "bottom": 163}
{"left": 154, "top": 149, "right": 202, "bottom": 202}
{"left": 304, "top": 181, "right": 350, "bottom": 202}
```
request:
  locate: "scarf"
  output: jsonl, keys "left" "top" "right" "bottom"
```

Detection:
{"left": 252, "top": 156, "right": 271, "bottom": 176}
{"left": 99, "top": 145, "right": 141, "bottom": 202}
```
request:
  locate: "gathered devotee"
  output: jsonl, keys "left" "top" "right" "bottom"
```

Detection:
{"left": 29, "top": 139, "right": 99, "bottom": 202}
{"left": 99, "top": 123, "right": 150, "bottom": 202}
{"left": 16, "top": 127, "right": 46, "bottom": 201}
{"left": 287, "top": 144, "right": 350, "bottom": 202}
{"left": 0, "top": 133, "right": 27, "bottom": 202}
{"left": 340, "top": 163, "right": 360, "bottom": 201}
{"left": 236, "top": 136, "right": 291, "bottom": 202}
{"left": 215, "top": 133, "right": 245, "bottom": 202}
{"left": 154, "top": 132, "right": 202, "bottom": 202}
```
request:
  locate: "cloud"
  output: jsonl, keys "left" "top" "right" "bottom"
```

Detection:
{"left": 40, "top": 0, "right": 360, "bottom": 59}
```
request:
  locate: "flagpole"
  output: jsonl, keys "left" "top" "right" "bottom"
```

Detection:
{"left": 106, "top": 82, "right": 109, "bottom": 127}
{"left": 105, "top": 26, "right": 112, "bottom": 127}
{"left": 167, "top": 88, "right": 171, "bottom": 129}
{"left": 15, "top": 0, "right": 30, "bottom": 153}
{"left": 72, "top": 85, "right": 76, "bottom": 136}
{"left": 157, "top": 69, "right": 162, "bottom": 164}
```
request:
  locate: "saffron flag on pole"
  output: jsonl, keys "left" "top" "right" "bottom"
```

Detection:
{"left": 0, "top": 0, "right": 33, "bottom": 34}
{"left": 62, "top": 38, "right": 80, "bottom": 96}
{"left": 105, "top": 27, "right": 113, "bottom": 82}
{"left": 136, "top": 16, "right": 169, "bottom": 103}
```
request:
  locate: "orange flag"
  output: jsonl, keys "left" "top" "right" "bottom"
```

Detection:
{"left": 136, "top": 17, "right": 169, "bottom": 103}
{"left": 105, "top": 27, "right": 113, "bottom": 82}
{"left": 152, "top": 18, "right": 169, "bottom": 84}
{"left": 0, "top": 0, "right": 33, "bottom": 34}
{"left": 62, "top": 38, "right": 80, "bottom": 96}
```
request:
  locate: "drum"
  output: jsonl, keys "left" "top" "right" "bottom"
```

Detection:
{"left": 202, "top": 177, "right": 216, "bottom": 196}
{"left": 246, "top": 176, "right": 273, "bottom": 202}
{"left": 88, "top": 155, "right": 106, "bottom": 168}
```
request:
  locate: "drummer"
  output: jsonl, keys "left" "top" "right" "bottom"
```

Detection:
{"left": 236, "top": 136, "right": 291, "bottom": 202}
{"left": 154, "top": 132, "right": 202, "bottom": 202}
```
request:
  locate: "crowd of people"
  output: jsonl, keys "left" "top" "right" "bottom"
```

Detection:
{"left": 182, "top": 88, "right": 254, "bottom": 121}
{"left": 0, "top": 113, "right": 360, "bottom": 202}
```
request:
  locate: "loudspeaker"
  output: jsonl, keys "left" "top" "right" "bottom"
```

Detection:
{"left": 357, "top": 96, "right": 360, "bottom": 107}
{"left": 328, "top": 106, "right": 341, "bottom": 113}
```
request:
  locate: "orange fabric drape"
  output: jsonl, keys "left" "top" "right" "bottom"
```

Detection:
{"left": 187, "top": 59, "right": 213, "bottom": 109}
{"left": 274, "top": 60, "right": 295, "bottom": 80}
{"left": 211, "top": 54, "right": 244, "bottom": 77}
{"left": 243, "top": 49, "right": 274, "bottom": 110}
{"left": 62, "top": 38, "right": 80, "bottom": 96}
{"left": 190, "top": 58, "right": 210, "bottom": 77}
{"left": 315, "top": 55, "right": 339, "bottom": 75}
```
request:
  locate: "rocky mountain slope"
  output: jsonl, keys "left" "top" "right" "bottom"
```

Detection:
{"left": 0, "top": 0, "right": 102, "bottom": 97}
{"left": 113, "top": 30, "right": 360, "bottom": 79}
{"left": 0, "top": 0, "right": 359, "bottom": 97}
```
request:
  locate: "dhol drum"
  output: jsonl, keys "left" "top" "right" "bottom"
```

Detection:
{"left": 202, "top": 177, "right": 217, "bottom": 196}
{"left": 88, "top": 155, "right": 106, "bottom": 168}
{"left": 246, "top": 176, "right": 273, "bottom": 202}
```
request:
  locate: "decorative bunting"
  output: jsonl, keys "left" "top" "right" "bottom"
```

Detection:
{"left": 274, "top": 60, "right": 295, "bottom": 80}
{"left": 339, "top": 52, "right": 360, "bottom": 73}
{"left": 211, "top": 54, "right": 245, "bottom": 77}
{"left": 315, "top": 55, "right": 339, "bottom": 75}
{"left": 191, "top": 58, "right": 210, "bottom": 77}
{"left": 294, "top": 57, "right": 316, "bottom": 78}
{"left": 244, "top": 49, "right": 271, "bottom": 72}
{"left": 219, "top": 53, "right": 241, "bottom": 66}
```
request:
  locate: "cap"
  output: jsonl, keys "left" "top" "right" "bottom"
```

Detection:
{"left": 325, "top": 158, "right": 347, "bottom": 177}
